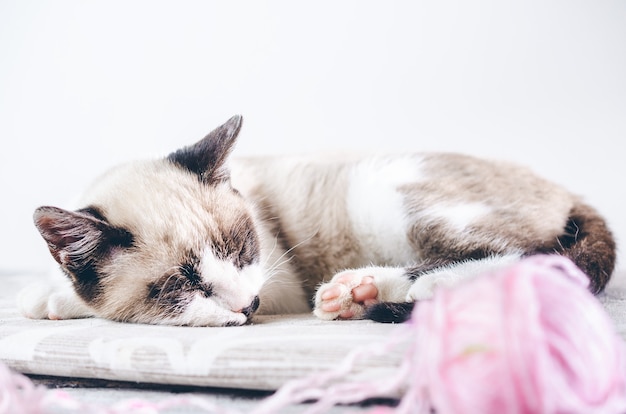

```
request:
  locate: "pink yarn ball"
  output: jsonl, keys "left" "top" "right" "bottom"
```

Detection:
{"left": 408, "top": 256, "right": 626, "bottom": 414}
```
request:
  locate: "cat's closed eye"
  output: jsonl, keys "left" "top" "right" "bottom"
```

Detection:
{"left": 180, "top": 261, "right": 213, "bottom": 297}
{"left": 235, "top": 231, "right": 259, "bottom": 269}
{"left": 180, "top": 261, "right": 201, "bottom": 284}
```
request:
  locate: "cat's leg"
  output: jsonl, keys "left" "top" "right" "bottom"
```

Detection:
{"left": 313, "top": 266, "right": 412, "bottom": 320}
{"left": 314, "top": 254, "right": 522, "bottom": 321}
{"left": 17, "top": 270, "right": 94, "bottom": 320}
{"left": 405, "top": 253, "right": 521, "bottom": 301}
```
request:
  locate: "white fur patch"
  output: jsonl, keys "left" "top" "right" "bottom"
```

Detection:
{"left": 176, "top": 296, "right": 248, "bottom": 327}
{"left": 198, "top": 245, "right": 264, "bottom": 313}
{"left": 346, "top": 156, "right": 423, "bottom": 265}
{"left": 419, "top": 202, "right": 492, "bottom": 232}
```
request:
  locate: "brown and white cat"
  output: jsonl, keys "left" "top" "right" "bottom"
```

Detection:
{"left": 18, "top": 115, "right": 616, "bottom": 326}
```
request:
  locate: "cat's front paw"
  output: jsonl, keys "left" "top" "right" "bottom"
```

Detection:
{"left": 314, "top": 270, "right": 379, "bottom": 320}
{"left": 17, "top": 283, "right": 93, "bottom": 320}
{"left": 17, "top": 283, "right": 53, "bottom": 319}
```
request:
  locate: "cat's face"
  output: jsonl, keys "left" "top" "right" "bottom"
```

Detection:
{"left": 34, "top": 116, "right": 266, "bottom": 326}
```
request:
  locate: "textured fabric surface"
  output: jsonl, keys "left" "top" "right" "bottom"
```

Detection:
{"left": 1, "top": 269, "right": 625, "bottom": 392}
{"left": 0, "top": 273, "right": 403, "bottom": 391}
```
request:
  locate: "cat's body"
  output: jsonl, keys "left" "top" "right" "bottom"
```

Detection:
{"left": 19, "top": 116, "right": 616, "bottom": 326}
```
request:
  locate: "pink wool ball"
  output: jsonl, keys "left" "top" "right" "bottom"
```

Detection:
{"left": 409, "top": 256, "right": 626, "bottom": 414}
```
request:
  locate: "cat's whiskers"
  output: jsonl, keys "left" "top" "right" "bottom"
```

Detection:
{"left": 262, "top": 229, "right": 319, "bottom": 281}
{"left": 261, "top": 231, "right": 281, "bottom": 267}
{"left": 260, "top": 273, "right": 303, "bottom": 289}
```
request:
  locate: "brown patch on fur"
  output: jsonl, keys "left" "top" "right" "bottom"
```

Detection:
{"left": 213, "top": 215, "right": 260, "bottom": 269}
{"left": 401, "top": 153, "right": 576, "bottom": 260}
{"left": 33, "top": 205, "right": 134, "bottom": 306}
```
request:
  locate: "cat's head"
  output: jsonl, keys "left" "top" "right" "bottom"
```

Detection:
{"left": 33, "top": 115, "right": 265, "bottom": 326}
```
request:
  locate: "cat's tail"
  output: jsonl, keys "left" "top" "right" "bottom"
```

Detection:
{"left": 551, "top": 201, "right": 616, "bottom": 294}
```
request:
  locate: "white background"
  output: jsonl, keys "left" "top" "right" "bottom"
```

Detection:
{"left": 1, "top": 1, "right": 625, "bottom": 273}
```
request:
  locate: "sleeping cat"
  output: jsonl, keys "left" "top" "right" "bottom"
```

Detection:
{"left": 18, "top": 115, "right": 616, "bottom": 326}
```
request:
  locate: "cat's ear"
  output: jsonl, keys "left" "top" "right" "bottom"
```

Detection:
{"left": 33, "top": 206, "right": 133, "bottom": 275}
{"left": 167, "top": 115, "right": 243, "bottom": 184}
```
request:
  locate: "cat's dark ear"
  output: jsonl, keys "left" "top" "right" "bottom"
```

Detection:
{"left": 167, "top": 115, "right": 243, "bottom": 184}
{"left": 33, "top": 206, "right": 133, "bottom": 276}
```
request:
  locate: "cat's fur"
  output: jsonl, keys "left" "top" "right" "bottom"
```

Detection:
{"left": 18, "top": 115, "right": 616, "bottom": 326}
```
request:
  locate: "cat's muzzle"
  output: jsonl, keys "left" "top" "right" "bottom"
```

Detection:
{"left": 241, "top": 295, "right": 260, "bottom": 318}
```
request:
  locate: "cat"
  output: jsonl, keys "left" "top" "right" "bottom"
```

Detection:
{"left": 18, "top": 115, "right": 616, "bottom": 327}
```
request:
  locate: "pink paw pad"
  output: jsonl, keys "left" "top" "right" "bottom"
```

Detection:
{"left": 314, "top": 272, "right": 379, "bottom": 320}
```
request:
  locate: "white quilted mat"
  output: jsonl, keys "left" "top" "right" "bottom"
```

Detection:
{"left": 0, "top": 272, "right": 403, "bottom": 391}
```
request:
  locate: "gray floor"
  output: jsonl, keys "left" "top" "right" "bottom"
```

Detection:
{"left": 29, "top": 375, "right": 395, "bottom": 413}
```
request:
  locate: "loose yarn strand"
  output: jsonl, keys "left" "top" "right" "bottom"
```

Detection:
{"left": 252, "top": 323, "right": 415, "bottom": 414}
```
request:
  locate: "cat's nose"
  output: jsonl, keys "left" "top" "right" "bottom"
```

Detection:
{"left": 242, "top": 296, "right": 260, "bottom": 318}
